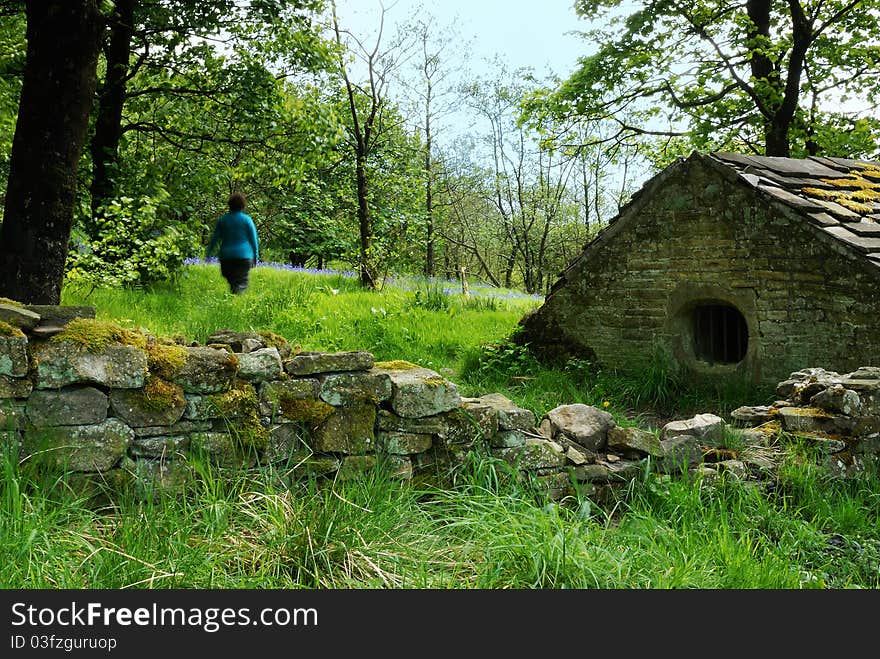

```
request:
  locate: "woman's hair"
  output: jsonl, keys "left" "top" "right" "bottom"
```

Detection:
{"left": 228, "top": 192, "right": 246, "bottom": 211}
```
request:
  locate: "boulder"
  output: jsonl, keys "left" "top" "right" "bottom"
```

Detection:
{"left": 310, "top": 403, "right": 376, "bottom": 454}
{"left": 542, "top": 404, "right": 614, "bottom": 452}
{"left": 235, "top": 347, "right": 283, "bottom": 383}
{"left": 318, "top": 370, "right": 392, "bottom": 406}
{"left": 661, "top": 413, "right": 725, "bottom": 445}
{"left": 371, "top": 365, "right": 460, "bottom": 418}
{"left": 607, "top": 425, "right": 665, "bottom": 458}
{"left": 110, "top": 381, "right": 187, "bottom": 427}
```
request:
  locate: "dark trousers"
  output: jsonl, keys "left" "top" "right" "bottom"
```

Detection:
{"left": 220, "top": 258, "right": 253, "bottom": 294}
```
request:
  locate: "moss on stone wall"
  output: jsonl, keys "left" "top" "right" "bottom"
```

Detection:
{"left": 146, "top": 342, "right": 188, "bottom": 380}
{"left": 52, "top": 318, "right": 147, "bottom": 352}
{"left": 258, "top": 330, "right": 296, "bottom": 353}
{"left": 210, "top": 380, "right": 258, "bottom": 417}
{"left": 280, "top": 397, "right": 334, "bottom": 427}
{"left": 141, "top": 375, "right": 186, "bottom": 412}
{"left": 375, "top": 360, "right": 420, "bottom": 370}
{"left": 0, "top": 320, "right": 24, "bottom": 337}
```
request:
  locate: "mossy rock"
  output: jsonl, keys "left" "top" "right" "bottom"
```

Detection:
{"left": 52, "top": 318, "right": 146, "bottom": 352}
{"left": 146, "top": 342, "right": 189, "bottom": 380}
{"left": 280, "top": 397, "right": 334, "bottom": 427}
{"left": 109, "top": 377, "right": 186, "bottom": 427}
{"left": 0, "top": 320, "right": 25, "bottom": 337}
{"left": 208, "top": 381, "right": 260, "bottom": 418}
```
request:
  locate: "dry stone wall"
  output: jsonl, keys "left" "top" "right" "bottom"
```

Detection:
{"left": 1, "top": 303, "right": 878, "bottom": 503}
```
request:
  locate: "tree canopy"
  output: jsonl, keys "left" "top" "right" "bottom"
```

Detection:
{"left": 0, "top": 1, "right": 878, "bottom": 303}
{"left": 539, "top": 0, "right": 880, "bottom": 158}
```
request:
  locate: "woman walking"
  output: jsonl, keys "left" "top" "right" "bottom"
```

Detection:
{"left": 207, "top": 192, "right": 260, "bottom": 294}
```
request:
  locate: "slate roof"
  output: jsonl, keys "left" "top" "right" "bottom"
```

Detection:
{"left": 704, "top": 152, "right": 880, "bottom": 268}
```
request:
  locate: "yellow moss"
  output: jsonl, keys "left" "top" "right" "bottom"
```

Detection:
{"left": 141, "top": 376, "right": 186, "bottom": 412}
{"left": 257, "top": 330, "right": 291, "bottom": 350}
{"left": 375, "top": 360, "right": 421, "bottom": 370}
{"left": 146, "top": 342, "right": 188, "bottom": 380}
{"left": 0, "top": 297, "right": 23, "bottom": 307}
{"left": 51, "top": 318, "right": 129, "bottom": 351}
{"left": 753, "top": 420, "right": 782, "bottom": 438}
{"left": 158, "top": 333, "right": 189, "bottom": 346}
{"left": 821, "top": 176, "right": 880, "bottom": 190}
{"left": 860, "top": 167, "right": 880, "bottom": 181}
{"left": 803, "top": 186, "right": 839, "bottom": 200}
{"left": 0, "top": 320, "right": 24, "bottom": 337}
{"left": 209, "top": 381, "right": 258, "bottom": 417}
{"left": 280, "top": 397, "right": 334, "bottom": 427}
{"left": 836, "top": 198, "right": 874, "bottom": 213}
{"left": 786, "top": 406, "right": 834, "bottom": 419}
{"left": 849, "top": 188, "right": 880, "bottom": 202}
{"left": 233, "top": 411, "right": 270, "bottom": 452}
{"left": 802, "top": 186, "right": 874, "bottom": 214}
{"left": 424, "top": 375, "right": 447, "bottom": 388}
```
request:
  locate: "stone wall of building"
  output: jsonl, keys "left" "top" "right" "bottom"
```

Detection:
{"left": 519, "top": 156, "right": 880, "bottom": 385}
{"left": 1, "top": 303, "right": 878, "bottom": 503}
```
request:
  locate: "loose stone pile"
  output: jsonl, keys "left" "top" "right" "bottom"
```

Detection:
{"left": 1, "top": 302, "right": 878, "bottom": 503}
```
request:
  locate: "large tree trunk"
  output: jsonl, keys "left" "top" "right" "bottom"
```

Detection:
{"left": 0, "top": 1, "right": 102, "bottom": 304}
{"left": 89, "top": 0, "right": 135, "bottom": 221}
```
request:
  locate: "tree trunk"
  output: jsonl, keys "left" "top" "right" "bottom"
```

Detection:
{"left": 89, "top": 0, "right": 135, "bottom": 220}
{"left": 355, "top": 152, "right": 375, "bottom": 288}
{"left": 424, "top": 111, "right": 434, "bottom": 277}
{"left": 0, "top": 1, "right": 102, "bottom": 304}
{"left": 424, "top": 75, "right": 434, "bottom": 277}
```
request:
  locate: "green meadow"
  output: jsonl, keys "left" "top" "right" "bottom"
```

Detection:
{"left": 1, "top": 264, "right": 877, "bottom": 589}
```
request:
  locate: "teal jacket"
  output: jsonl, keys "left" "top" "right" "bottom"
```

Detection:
{"left": 207, "top": 210, "right": 259, "bottom": 262}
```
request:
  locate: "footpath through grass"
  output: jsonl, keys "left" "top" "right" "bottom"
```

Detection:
{"left": 0, "top": 263, "right": 871, "bottom": 589}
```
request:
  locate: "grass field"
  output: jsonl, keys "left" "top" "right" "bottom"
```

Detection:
{"left": 1, "top": 263, "right": 877, "bottom": 589}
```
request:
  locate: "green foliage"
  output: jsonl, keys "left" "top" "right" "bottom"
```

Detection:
{"left": 461, "top": 339, "right": 541, "bottom": 383}
{"left": 535, "top": 0, "right": 880, "bottom": 160}
{"left": 409, "top": 281, "right": 450, "bottom": 311}
{"left": 68, "top": 193, "right": 199, "bottom": 289}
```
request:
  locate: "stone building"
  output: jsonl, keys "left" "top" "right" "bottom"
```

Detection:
{"left": 519, "top": 151, "right": 880, "bottom": 385}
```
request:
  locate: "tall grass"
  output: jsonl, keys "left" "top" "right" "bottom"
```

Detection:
{"left": 0, "top": 264, "right": 869, "bottom": 589}
{"left": 3, "top": 445, "right": 877, "bottom": 588}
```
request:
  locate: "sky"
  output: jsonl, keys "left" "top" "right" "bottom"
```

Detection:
{"left": 331, "top": 0, "right": 590, "bottom": 80}
{"left": 329, "top": 1, "right": 595, "bottom": 146}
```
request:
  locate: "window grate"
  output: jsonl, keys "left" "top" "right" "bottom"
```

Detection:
{"left": 692, "top": 304, "right": 748, "bottom": 365}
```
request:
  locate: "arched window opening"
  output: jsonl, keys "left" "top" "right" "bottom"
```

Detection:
{"left": 692, "top": 304, "right": 748, "bottom": 365}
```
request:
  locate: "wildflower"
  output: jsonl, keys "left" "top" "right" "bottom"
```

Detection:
{"left": 603, "top": 401, "right": 610, "bottom": 408}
